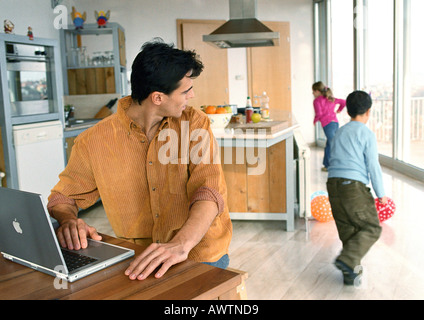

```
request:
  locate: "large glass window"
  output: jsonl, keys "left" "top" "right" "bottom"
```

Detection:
{"left": 314, "top": 0, "right": 424, "bottom": 179}
{"left": 330, "top": 0, "right": 354, "bottom": 126}
{"left": 364, "top": 0, "right": 394, "bottom": 158}
{"left": 402, "top": 0, "right": 424, "bottom": 169}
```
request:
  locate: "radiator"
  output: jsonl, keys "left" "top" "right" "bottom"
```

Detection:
{"left": 293, "top": 128, "right": 311, "bottom": 220}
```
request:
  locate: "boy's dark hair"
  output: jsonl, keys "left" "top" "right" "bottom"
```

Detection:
{"left": 130, "top": 38, "right": 204, "bottom": 104}
{"left": 346, "top": 90, "right": 372, "bottom": 118}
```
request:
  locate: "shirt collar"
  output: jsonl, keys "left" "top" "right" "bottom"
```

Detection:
{"left": 117, "top": 96, "right": 170, "bottom": 132}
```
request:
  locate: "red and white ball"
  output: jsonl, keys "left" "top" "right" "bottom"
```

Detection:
{"left": 375, "top": 197, "right": 396, "bottom": 223}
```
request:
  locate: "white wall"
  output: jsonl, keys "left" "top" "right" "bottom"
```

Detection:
{"left": 0, "top": 0, "right": 315, "bottom": 143}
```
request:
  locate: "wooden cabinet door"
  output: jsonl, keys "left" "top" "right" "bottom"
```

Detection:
{"left": 179, "top": 20, "right": 229, "bottom": 108}
{"left": 248, "top": 21, "right": 291, "bottom": 111}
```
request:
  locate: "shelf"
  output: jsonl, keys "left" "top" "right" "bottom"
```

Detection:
{"left": 64, "top": 25, "right": 114, "bottom": 36}
{"left": 67, "top": 65, "right": 115, "bottom": 69}
{"left": 60, "top": 23, "right": 127, "bottom": 96}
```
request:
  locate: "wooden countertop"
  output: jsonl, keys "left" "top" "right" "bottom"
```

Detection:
{"left": 212, "top": 110, "right": 299, "bottom": 141}
{"left": 0, "top": 234, "right": 244, "bottom": 300}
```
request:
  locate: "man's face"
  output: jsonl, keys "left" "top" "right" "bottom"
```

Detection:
{"left": 160, "top": 72, "right": 195, "bottom": 118}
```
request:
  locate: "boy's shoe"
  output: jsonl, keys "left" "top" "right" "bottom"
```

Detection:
{"left": 334, "top": 259, "right": 361, "bottom": 286}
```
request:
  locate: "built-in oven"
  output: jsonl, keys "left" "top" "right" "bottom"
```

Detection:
{"left": 6, "top": 42, "right": 55, "bottom": 117}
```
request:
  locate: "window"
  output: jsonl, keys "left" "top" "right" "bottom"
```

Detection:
{"left": 330, "top": 0, "right": 354, "bottom": 126}
{"left": 364, "top": 0, "right": 394, "bottom": 158}
{"left": 314, "top": 0, "right": 424, "bottom": 180}
{"left": 401, "top": 0, "right": 424, "bottom": 169}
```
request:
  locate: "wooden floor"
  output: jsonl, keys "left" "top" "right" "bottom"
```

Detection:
{"left": 80, "top": 147, "right": 424, "bottom": 300}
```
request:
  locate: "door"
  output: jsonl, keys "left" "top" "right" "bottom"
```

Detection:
{"left": 178, "top": 20, "right": 229, "bottom": 107}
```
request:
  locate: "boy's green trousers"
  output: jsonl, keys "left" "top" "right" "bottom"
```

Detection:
{"left": 327, "top": 178, "right": 382, "bottom": 270}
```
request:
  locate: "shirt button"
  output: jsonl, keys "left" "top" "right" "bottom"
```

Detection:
{"left": 156, "top": 240, "right": 160, "bottom": 243}
{"left": 155, "top": 213, "right": 159, "bottom": 218}
{"left": 149, "top": 161, "right": 153, "bottom": 165}
{"left": 152, "top": 187, "right": 156, "bottom": 191}
{"left": 141, "top": 140, "right": 145, "bottom": 143}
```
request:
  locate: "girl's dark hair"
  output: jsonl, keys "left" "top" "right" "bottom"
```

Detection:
{"left": 130, "top": 38, "right": 204, "bottom": 104}
{"left": 312, "top": 81, "right": 335, "bottom": 102}
{"left": 346, "top": 90, "right": 372, "bottom": 118}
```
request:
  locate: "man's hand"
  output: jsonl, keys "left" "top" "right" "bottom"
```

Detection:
{"left": 56, "top": 218, "right": 102, "bottom": 250}
{"left": 125, "top": 241, "right": 189, "bottom": 280}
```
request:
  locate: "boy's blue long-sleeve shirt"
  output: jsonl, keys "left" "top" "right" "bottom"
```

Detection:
{"left": 328, "top": 121, "right": 385, "bottom": 198}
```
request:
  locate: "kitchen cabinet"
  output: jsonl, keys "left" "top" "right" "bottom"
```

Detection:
{"left": 247, "top": 21, "right": 291, "bottom": 111}
{"left": 214, "top": 111, "right": 299, "bottom": 231}
{"left": 177, "top": 19, "right": 229, "bottom": 107}
{"left": 60, "top": 23, "right": 127, "bottom": 96}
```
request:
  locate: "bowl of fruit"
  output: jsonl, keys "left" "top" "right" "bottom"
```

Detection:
{"left": 201, "top": 105, "right": 233, "bottom": 129}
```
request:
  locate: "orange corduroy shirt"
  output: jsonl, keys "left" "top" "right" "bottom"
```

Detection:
{"left": 48, "top": 96, "right": 232, "bottom": 263}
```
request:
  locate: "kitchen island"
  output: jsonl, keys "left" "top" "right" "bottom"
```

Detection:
{"left": 213, "top": 111, "right": 300, "bottom": 231}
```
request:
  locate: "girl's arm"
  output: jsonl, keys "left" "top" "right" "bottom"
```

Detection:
{"left": 335, "top": 99, "right": 346, "bottom": 113}
{"left": 313, "top": 98, "right": 322, "bottom": 124}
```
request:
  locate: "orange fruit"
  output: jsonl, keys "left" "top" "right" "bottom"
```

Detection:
{"left": 205, "top": 106, "right": 217, "bottom": 114}
{"left": 216, "top": 107, "right": 227, "bottom": 114}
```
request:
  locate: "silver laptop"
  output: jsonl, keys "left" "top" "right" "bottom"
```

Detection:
{"left": 0, "top": 187, "right": 134, "bottom": 282}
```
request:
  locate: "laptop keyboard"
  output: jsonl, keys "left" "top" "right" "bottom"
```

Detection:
{"left": 61, "top": 249, "right": 98, "bottom": 272}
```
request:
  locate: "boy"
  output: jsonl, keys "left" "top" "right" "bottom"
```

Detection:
{"left": 327, "top": 90, "right": 387, "bottom": 285}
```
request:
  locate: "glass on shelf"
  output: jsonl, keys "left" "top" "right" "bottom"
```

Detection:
{"left": 104, "top": 51, "right": 114, "bottom": 65}
{"left": 78, "top": 46, "right": 87, "bottom": 66}
{"left": 92, "top": 51, "right": 105, "bottom": 66}
{"left": 67, "top": 47, "right": 79, "bottom": 67}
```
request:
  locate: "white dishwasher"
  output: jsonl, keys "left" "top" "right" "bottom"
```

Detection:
{"left": 13, "top": 120, "right": 65, "bottom": 203}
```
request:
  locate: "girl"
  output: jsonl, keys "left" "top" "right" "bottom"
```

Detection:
{"left": 312, "top": 81, "right": 346, "bottom": 171}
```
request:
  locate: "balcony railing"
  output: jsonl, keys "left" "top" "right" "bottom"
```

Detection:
{"left": 368, "top": 97, "right": 424, "bottom": 142}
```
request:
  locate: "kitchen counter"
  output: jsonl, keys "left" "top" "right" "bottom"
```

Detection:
{"left": 213, "top": 110, "right": 299, "bottom": 231}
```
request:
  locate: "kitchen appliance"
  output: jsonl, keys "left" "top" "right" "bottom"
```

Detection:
{"left": 13, "top": 120, "right": 65, "bottom": 203}
{"left": 203, "top": 0, "right": 280, "bottom": 48}
{"left": 6, "top": 42, "right": 57, "bottom": 117}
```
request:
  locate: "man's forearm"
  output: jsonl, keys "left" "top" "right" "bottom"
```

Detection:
{"left": 170, "top": 200, "right": 218, "bottom": 254}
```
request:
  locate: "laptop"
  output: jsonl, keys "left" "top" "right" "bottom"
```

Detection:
{"left": 0, "top": 187, "right": 134, "bottom": 282}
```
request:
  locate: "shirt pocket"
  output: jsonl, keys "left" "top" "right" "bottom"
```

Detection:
{"left": 167, "top": 161, "right": 189, "bottom": 194}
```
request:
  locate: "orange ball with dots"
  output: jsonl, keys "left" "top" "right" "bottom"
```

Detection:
{"left": 311, "top": 194, "right": 334, "bottom": 222}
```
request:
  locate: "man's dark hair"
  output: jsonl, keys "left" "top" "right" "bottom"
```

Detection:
{"left": 130, "top": 38, "right": 204, "bottom": 104}
{"left": 346, "top": 90, "right": 372, "bottom": 118}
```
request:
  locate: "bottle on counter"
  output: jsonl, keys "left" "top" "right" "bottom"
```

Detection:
{"left": 260, "top": 91, "right": 270, "bottom": 120}
{"left": 245, "top": 96, "right": 253, "bottom": 123}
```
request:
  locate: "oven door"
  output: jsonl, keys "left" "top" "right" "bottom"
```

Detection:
{"left": 6, "top": 44, "right": 54, "bottom": 117}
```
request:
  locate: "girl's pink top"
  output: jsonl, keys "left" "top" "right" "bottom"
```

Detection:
{"left": 313, "top": 95, "right": 346, "bottom": 127}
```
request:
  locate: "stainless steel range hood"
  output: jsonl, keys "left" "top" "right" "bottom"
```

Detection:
{"left": 203, "top": 0, "right": 279, "bottom": 49}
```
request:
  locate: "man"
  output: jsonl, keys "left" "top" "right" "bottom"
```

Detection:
{"left": 48, "top": 40, "right": 232, "bottom": 280}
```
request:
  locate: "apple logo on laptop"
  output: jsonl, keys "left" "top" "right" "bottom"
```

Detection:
{"left": 13, "top": 219, "right": 23, "bottom": 234}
